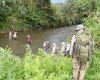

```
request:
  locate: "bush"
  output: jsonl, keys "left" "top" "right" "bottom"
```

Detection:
{"left": 84, "top": 13, "right": 100, "bottom": 48}
{"left": 85, "top": 49, "right": 100, "bottom": 80}
{"left": 0, "top": 47, "right": 72, "bottom": 80}
{"left": 0, "top": 47, "right": 23, "bottom": 80}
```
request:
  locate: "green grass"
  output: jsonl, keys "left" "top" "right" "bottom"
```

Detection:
{"left": 0, "top": 43, "right": 100, "bottom": 80}
{"left": 0, "top": 48, "right": 72, "bottom": 80}
{"left": 85, "top": 49, "right": 100, "bottom": 80}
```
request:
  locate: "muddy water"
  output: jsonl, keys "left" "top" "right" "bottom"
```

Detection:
{"left": 0, "top": 26, "right": 76, "bottom": 57}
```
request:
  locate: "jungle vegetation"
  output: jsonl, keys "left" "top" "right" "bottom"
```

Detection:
{"left": 0, "top": 0, "right": 97, "bottom": 30}
{"left": 0, "top": 0, "right": 100, "bottom": 80}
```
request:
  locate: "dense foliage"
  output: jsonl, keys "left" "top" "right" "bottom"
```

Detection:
{"left": 62, "top": 0, "right": 97, "bottom": 25}
{"left": 0, "top": 47, "right": 72, "bottom": 80}
{"left": 85, "top": 49, "right": 100, "bottom": 80}
{"left": 85, "top": 14, "right": 100, "bottom": 48}
{"left": 0, "top": 0, "right": 65, "bottom": 30}
{"left": 84, "top": 0, "right": 100, "bottom": 48}
{"left": 84, "top": 0, "right": 100, "bottom": 79}
{"left": 0, "top": 0, "right": 98, "bottom": 30}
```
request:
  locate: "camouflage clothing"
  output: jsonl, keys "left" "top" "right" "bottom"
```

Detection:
{"left": 72, "top": 58, "right": 89, "bottom": 80}
{"left": 70, "top": 25, "right": 94, "bottom": 80}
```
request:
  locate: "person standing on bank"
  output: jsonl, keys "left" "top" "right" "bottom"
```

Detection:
{"left": 69, "top": 24, "right": 94, "bottom": 80}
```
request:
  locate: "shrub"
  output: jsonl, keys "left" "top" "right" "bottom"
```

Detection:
{"left": 0, "top": 47, "right": 72, "bottom": 80}
{"left": 85, "top": 49, "right": 100, "bottom": 80}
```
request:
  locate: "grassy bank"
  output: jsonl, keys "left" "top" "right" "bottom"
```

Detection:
{"left": 85, "top": 11, "right": 100, "bottom": 80}
{"left": 0, "top": 48, "right": 72, "bottom": 80}
{"left": 85, "top": 49, "right": 100, "bottom": 80}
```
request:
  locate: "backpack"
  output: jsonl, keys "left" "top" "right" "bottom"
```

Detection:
{"left": 75, "top": 29, "right": 92, "bottom": 65}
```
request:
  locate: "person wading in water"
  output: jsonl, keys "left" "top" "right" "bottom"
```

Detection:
{"left": 26, "top": 34, "right": 32, "bottom": 48}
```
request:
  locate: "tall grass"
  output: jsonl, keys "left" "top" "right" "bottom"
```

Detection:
{"left": 85, "top": 49, "right": 100, "bottom": 80}
{"left": 0, "top": 47, "right": 23, "bottom": 80}
{"left": 84, "top": 8, "right": 100, "bottom": 79}
{"left": 0, "top": 47, "right": 72, "bottom": 80}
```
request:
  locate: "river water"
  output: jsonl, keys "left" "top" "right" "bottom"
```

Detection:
{"left": 0, "top": 26, "right": 76, "bottom": 57}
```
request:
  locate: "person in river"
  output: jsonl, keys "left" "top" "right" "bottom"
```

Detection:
{"left": 13, "top": 31, "right": 17, "bottom": 40}
{"left": 61, "top": 42, "right": 70, "bottom": 56}
{"left": 43, "top": 41, "right": 50, "bottom": 52}
{"left": 52, "top": 43, "right": 58, "bottom": 54}
{"left": 69, "top": 24, "right": 94, "bottom": 80}
{"left": 26, "top": 34, "right": 32, "bottom": 47}
{"left": 9, "top": 31, "right": 12, "bottom": 40}
{"left": 66, "top": 42, "right": 70, "bottom": 56}
{"left": 61, "top": 42, "right": 66, "bottom": 55}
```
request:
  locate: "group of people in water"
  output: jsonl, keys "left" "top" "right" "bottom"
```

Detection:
{"left": 43, "top": 41, "right": 70, "bottom": 56}
{"left": 8, "top": 29, "right": 70, "bottom": 56}
{"left": 9, "top": 30, "right": 32, "bottom": 46}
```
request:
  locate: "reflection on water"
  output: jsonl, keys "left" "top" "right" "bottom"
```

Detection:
{"left": 0, "top": 26, "right": 76, "bottom": 57}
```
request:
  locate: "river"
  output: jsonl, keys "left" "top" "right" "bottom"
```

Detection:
{"left": 0, "top": 26, "right": 76, "bottom": 57}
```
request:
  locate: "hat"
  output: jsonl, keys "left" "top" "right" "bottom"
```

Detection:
{"left": 61, "top": 42, "right": 65, "bottom": 45}
{"left": 76, "top": 24, "right": 84, "bottom": 31}
{"left": 53, "top": 43, "right": 56, "bottom": 46}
